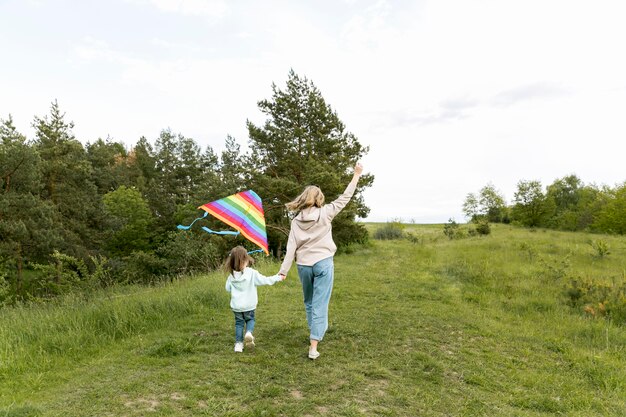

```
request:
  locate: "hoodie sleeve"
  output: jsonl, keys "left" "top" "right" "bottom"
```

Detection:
{"left": 278, "top": 225, "right": 297, "bottom": 276}
{"left": 251, "top": 269, "right": 282, "bottom": 286}
{"left": 325, "top": 177, "right": 358, "bottom": 220}
{"left": 225, "top": 276, "right": 232, "bottom": 292}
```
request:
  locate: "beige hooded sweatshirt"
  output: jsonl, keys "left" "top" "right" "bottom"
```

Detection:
{"left": 279, "top": 178, "right": 358, "bottom": 275}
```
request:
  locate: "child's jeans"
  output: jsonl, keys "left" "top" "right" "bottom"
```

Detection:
{"left": 234, "top": 310, "right": 255, "bottom": 342}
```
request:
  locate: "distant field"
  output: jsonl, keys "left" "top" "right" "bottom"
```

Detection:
{"left": 1, "top": 224, "right": 625, "bottom": 416}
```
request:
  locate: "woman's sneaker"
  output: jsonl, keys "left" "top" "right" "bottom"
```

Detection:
{"left": 244, "top": 332, "right": 255, "bottom": 349}
{"left": 308, "top": 349, "right": 320, "bottom": 360}
{"left": 234, "top": 342, "right": 244, "bottom": 353}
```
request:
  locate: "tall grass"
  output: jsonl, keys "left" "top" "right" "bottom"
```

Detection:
{"left": 0, "top": 276, "right": 221, "bottom": 382}
{"left": 2, "top": 224, "right": 626, "bottom": 416}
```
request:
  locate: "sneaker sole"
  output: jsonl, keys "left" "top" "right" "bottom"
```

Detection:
{"left": 308, "top": 352, "right": 320, "bottom": 360}
{"left": 244, "top": 335, "right": 255, "bottom": 349}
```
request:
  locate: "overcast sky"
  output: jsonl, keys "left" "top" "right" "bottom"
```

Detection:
{"left": 1, "top": 0, "right": 625, "bottom": 222}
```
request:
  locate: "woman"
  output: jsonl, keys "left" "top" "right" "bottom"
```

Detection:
{"left": 279, "top": 163, "right": 364, "bottom": 359}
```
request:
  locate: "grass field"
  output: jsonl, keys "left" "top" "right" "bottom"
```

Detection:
{"left": 1, "top": 224, "right": 626, "bottom": 416}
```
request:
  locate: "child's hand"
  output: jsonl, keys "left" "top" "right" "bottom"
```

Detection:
{"left": 279, "top": 274, "right": 286, "bottom": 281}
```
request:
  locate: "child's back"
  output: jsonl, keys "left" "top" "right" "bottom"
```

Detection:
{"left": 226, "top": 267, "right": 281, "bottom": 312}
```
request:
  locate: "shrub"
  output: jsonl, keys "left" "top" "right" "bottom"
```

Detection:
{"left": 121, "top": 251, "right": 169, "bottom": 285}
{"left": 518, "top": 242, "right": 538, "bottom": 262}
{"left": 158, "top": 231, "right": 228, "bottom": 275}
{"left": 539, "top": 254, "right": 571, "bottom": 280}
{"left": 31, "top": 251, "right": 89, "bottom": 298}
{"left": 590, "top": 239, "right": 610, "bottom": 259}
{"left": 405, "top": 232, "right": 422, "bottom": 244}
{"left": 443, "top": 218, "right": 465, "bottom": 240}
{"left": 475, "top": 219, "right": 491, "bottom": 236}
{"left": 0, "top": 274, "right": 10, "bottom": 306}
{"left": 374, "top": 222, "right": 405, "bottom": 240}
{"left": 566, "top": 275, "right": 626, "bottom": 324}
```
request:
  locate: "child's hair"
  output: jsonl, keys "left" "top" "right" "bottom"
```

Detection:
{"left": 285, "top": 185, "right": 325, "bottom": 212}
{"left": 224, "top": 246, "right": 255, "bottom": 275}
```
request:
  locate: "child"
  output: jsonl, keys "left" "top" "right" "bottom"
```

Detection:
{"left": 224, "top": 246, "right": 284, "bottom": 353}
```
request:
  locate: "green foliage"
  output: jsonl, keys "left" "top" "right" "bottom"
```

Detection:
{"left": 31, "top": 251, "right": 89, "bottom": 298}
{"left": 373, "top": 221, "right": 405, "bottom": 240}
{"left": 593, "top": 182, "right": 626, "bottom": 234}
{"left": 567, "top": 275, "right": 626, "bottom": 323}
{"left": 119, "top": 251, "right": 169, "bottom": 285}
{"left": 473, "top": 218, "right": 491, "bottom": 236}
{"left": 518, "top": 242, "right": 538, "bottom": 262}
{"left": 405, "top": 232, "right": 422, "bottom": 244}
{"left": 463, "top": 184, "right": 506, "bottom": 223}
{"left": 143, "top": 129, "right": 220, "bottom": 238}
{"left": 86, "top": 138, "right": 136, "bottom": 194}
{"left": 88, "top": 255, "right": 114, "bottom": 288}
{"left": 102, "top": 186, "right": 153, "bottom": 256}
{"left": 463, "top": 175, "right": 617, "bottom": 234}
{"left": 512, "top": 180, "right": 551, "bottom": 227}
{"left": 33, "top": 101, "right": 102, "bottom": 253}
{"left": 1, "top": 74, "right": 375, "bottom": 302}
{"left": 590, "top": 239, "right": 611, "bottom": 259}
{"left": 443, "top": 218, "right": 465, "bottom": 240}
{"left": 539, "top": 253, "right": 571, "bottom": 280}
{"left": 157, "top": 231, "right": 228, "bottom": 275}
{"left": 0, "top": 272, "right": 10, "bottom": 306}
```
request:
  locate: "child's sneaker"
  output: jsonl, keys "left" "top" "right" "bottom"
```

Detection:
{"left": 234, "top": 342, "right": 244, "bottom": 353}
{"left": 244, "top": 331, "right": 255, "bottom": 349}
{"left": 308, "top": 349, "right": 320, "bottom": 360}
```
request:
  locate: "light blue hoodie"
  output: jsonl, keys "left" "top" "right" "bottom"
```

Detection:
{"left": 225, "top": 267, "right": 282, "bottom": 312}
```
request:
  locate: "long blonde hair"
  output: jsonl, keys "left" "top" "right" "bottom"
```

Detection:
{"left": 285, "top": 186, "right": 325, "bottom": 212}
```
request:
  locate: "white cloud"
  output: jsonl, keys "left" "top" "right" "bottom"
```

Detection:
{"left": 125, "top": 0, "right": 229, "bottom": 19}
{"left": 492, "top": 83, "right": 571, "bottom": 108}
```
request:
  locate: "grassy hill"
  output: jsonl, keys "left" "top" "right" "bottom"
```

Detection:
{"left": 1, "top": 224, "right": 626, "bottom": 416}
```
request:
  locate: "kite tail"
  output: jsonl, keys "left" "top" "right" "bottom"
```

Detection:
{"left": 201, "top": 226, "right": 240, "bottom": 236}
{"left": 177, "top": 212, "right": 209, "bottom": 230}
{"left": 246, "top": 249, "right": 264, "bottom": 255}
{"left": 177, "top": 213, "right": 240, "bottom": 236}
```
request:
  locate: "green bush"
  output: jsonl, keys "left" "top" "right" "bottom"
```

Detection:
{"left": 158, "top": 231, "right": 228, "bottom": 275}
{"left": 475, "top": 219, "right": 491, "bottom": 236}
{"left": 566, "top": 275, "right": 626, "bottom": 324}
{"left": 590, "top": 239, "right": 610, "bottom": 259}
{"left": 443, "top": 219, "right": 465, "bottom": 240}
{"left": 121, "top": 251, "right": 169, "bottom": 285}
{"left": 374, "top": 222, "right": 405, "bottom": 240}
{"left": 31, "top": 251, "right": 89, "bottom": 298}
{"left": 539, "top": 254, "right": 571, "bottom": 280}
{"left": 405, "top": 232, "right": 422, "bottom": 244}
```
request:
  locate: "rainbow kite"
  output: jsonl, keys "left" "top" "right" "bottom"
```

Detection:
{"left": 177, "top": 190, "right": 269, "bottom": 255}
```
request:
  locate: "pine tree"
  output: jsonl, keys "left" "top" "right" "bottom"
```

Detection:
{"left": 245, "top": 70, "right": 373, "bottom": 254}
{"left": 33, "top": 101, "right": 101, "bottom": 257}
{"left": 0, "top": 116, "right": 62, "bottom": 299}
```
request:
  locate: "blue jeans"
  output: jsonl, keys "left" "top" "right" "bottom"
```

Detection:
{"left": 297, "top": 257, "right": 334, "bottom": 341}
{"left": 234, "top": 310, "right": 255, "bottom": 342}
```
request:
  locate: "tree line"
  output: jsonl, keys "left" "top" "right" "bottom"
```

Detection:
{"left": 463, "top": 176, "right": 626, "bottom": 233}
{"left": 0, "top": 70, "right": 374, "bottom": 304}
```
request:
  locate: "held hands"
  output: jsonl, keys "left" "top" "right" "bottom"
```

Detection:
{"left": 278, "top": 274, "right": 286, "bottom": 281}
